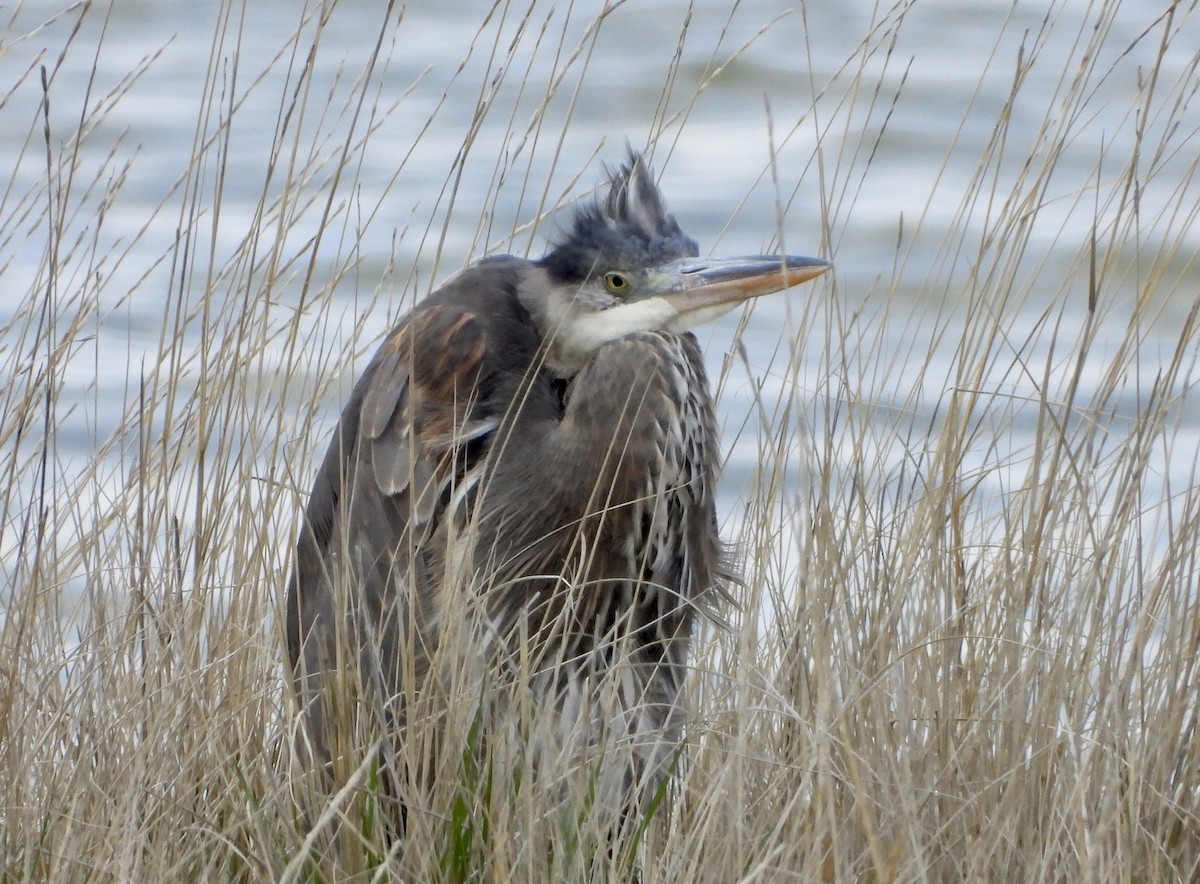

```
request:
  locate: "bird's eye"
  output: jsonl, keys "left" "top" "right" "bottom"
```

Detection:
{"left": 603, "top": 272, "right": 630, "bottom": 294}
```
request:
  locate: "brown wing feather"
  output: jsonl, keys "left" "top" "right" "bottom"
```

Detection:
{"left": 363, "top": 305, "right": 489, "bottom": 517}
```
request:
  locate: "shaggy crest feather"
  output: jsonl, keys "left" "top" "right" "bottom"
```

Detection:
{"left": 539, "top": 152, "right": 699, "bottom": 282}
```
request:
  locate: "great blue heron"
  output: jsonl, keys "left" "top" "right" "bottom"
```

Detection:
{"left": 286, "top": 152, "right": 829, "bottom": 839}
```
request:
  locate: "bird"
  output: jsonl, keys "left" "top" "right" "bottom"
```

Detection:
{"left": 285, "top": 151, "right": 830, "bottom": 842}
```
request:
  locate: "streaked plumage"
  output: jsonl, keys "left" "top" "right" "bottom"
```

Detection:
{"left": 285, "top": 152, "right": 829, "bottom": 834}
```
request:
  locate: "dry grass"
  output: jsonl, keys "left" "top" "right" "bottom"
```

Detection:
{"left": 2, "top": 0, "right": 1199, "bottom": 880}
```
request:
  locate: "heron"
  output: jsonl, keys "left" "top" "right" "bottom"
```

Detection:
{"left": 285, "top": 152, "right": 829, "bottom": 841}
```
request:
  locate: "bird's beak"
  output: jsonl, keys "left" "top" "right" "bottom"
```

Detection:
{"left": 544, "top": 253, "right": 832, "bottom": 368}
{"left": 649, "top": 255, "right": 831, "bottom": 325}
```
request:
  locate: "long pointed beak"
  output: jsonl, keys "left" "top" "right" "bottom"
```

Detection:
{"left": 547, "top": 253, "right": 832, "bottom": 369}
{"left": 650, "top": 255, "right": 831, "bottom": 321}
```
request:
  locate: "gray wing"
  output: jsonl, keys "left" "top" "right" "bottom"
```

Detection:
{"left": 285, "top": 261, "right": 549, "bottom": 761}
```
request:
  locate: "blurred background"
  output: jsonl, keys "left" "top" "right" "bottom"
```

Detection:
{"left": 2, "top": 0, "right": 1197, "bottom": 600}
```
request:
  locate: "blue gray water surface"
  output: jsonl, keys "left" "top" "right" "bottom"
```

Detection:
{"left": 2, "top": 0, "right": 1197, "bottom": 608}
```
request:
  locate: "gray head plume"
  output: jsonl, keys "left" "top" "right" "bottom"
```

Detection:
{"left": 539, "top": 152, "right": 699, "bottom": 282}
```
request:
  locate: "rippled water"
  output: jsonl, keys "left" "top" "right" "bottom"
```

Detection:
{"left": 2, "top": 0, "right": 1198, "bottom": 590}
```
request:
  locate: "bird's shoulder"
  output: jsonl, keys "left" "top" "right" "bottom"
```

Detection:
{"left": 352, "top": 256, "right": 550, "bottom": 508}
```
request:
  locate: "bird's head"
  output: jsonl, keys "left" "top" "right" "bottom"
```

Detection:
{"left": 522, "top": 151, "right": 830, "bottom": 376}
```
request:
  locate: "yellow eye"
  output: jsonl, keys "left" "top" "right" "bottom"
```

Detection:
{"left": 604, "top": 272, "right": 630, "bottom": 293}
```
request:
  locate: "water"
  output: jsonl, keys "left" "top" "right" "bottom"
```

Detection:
{"left": 2, "top": 0, "right": 1198, "bottom": 601}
